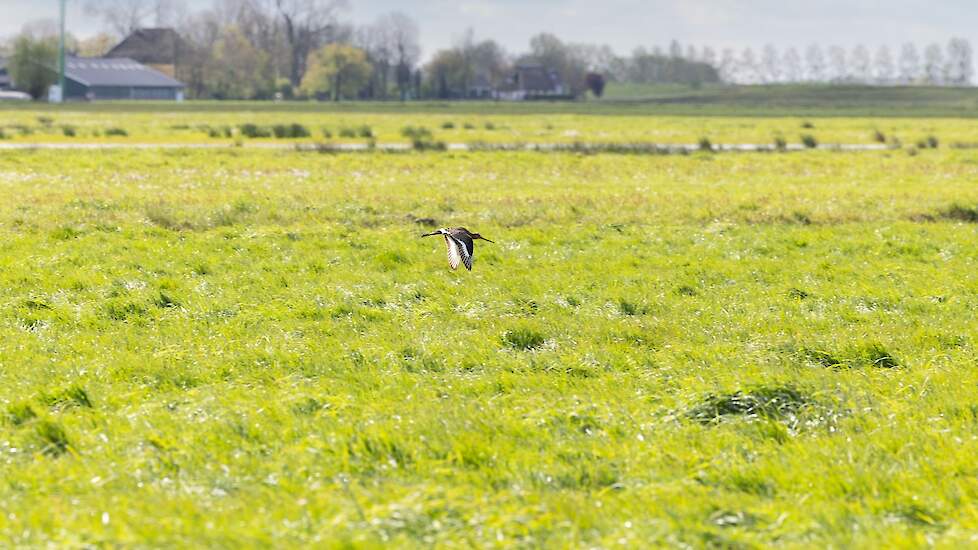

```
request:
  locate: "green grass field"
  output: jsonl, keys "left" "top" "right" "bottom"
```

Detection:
{"left": 2, "top": 103, "right": 978, "bottom": 546}
{"left": 3, "top": 86, "right": 978, "bottom": 147}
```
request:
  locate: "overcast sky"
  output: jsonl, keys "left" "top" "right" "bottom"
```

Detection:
{"left": 2, "top": 0, "right": 976, "bottom": 61}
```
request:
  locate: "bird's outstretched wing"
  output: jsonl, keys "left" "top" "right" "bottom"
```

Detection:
{"left": 444, "top": 235, "right": 463, "bottom": 270}
{"left": 451, "top": 234, "right": 473, "bottom": 270}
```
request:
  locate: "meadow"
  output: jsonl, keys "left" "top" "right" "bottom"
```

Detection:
{"left": 3, "top": 87, "right": 978, "bottom": 148}
{"left": 1, "top": 104, "right": 978, "bottom": 546}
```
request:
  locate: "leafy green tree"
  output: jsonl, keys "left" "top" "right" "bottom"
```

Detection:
{"left": 300, "top": 44, "right": 372, "bottom": 101}
{"left": 207, "top": 27, "right": 273, "bottom": 99}
{"left": 9, "top": 34, "right": 58, "bottom": 99}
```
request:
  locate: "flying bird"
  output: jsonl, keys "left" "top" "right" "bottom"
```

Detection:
{"left": 422, "top": 227, "right": 494, "bottom": 271}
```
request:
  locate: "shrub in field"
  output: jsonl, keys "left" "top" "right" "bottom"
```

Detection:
{"left": 321, "top": 127, "right": 333, "bottom": 139}
{"left": 773, "top": 136, "right": 787, "bottom": 151}
{"left": 105, "top": 127, "right": 128, "bottom": 137}
{"left": 484, "top": 121, "right": 496, "bottom": 130}
{"left": 873, "top": 129, "right": 887, "bottom": 143}
{"left": 463, "top": 122, "right": 475, "bottom": 130}
{"left": 698, "top": 137, "right": 713, "bottom": 152}
{"left": 441, "top": 121, "right": 455, "bottom": 129}
{"left": 401, "top": 126, "right": 432, "bottom": 140}
{"left": 401, "top": 126, "right": 445, "bottom": 150}
{"left": 801, "top": 121, "right": 815, "bottom": 129}
{"left": 285, "top": 123, "right": 311, "bottom": 138}
{"left": 239, "top": 123, "right": 271, "bottom": 138}
{"left": 61, "top": 125, "right": 76, "bottom": 137}
{"left": 37, "top": 116, "right": 53, "bottom": 126}
{"left": 357, "top": 125, "right": 373, "bottom": 138}
{"left": 800, "top": 134, "right": 818, "bottom": 148}
{"left": 338, "top": 127, "right": 356, "bottom": 138}
{"left": 206, "top": 125, "right": 231, "bottom": 138}
{"left": 502, "top": 327, "right": 546, "bottom": 351}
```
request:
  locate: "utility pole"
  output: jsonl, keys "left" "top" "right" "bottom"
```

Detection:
{"left": 57, "top": 0, "right": 66, "bottom": 103}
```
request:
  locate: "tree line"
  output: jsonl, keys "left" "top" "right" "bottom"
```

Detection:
{"left": 702, "top": 40, "right": 975, "bottom": 86}
{"left": 0, "top": 0, "right": 973, "bottom": 100}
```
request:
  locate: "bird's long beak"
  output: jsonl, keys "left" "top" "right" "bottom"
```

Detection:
{"left": 421, "top": 232, "right": 439, "bottom": 237}
{"left": 480, "top": 237, "right": 495, "bottom": 243}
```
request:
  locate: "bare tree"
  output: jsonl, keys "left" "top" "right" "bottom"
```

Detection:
{"left": 805, "top": 44, "right": 826, "bottom": 82}
{"left": 873, "top": 45, "right": 894, "bottom": 84}
{"left": 761, "top": 44, "right": 780, "bottom": 83}
{"left": 718, "top": 48, "right": 736, "bottom": 82}
{"left": 386, "top": 13, "right": 421, "bottom": 99}
{"left": 782, "top": 47, "right": 802, "bottom": 83}
{"left": 898, "top": 43, "right": 921, "bottom": 84}
{"left": 738, "top": 47, "right": 757, "bottom": 84}
{"left": 945, "top": 37, "right": 974, "bottom": 86}
{"left": 84, "top": 0, "right": 184, "bottom": 37}
{"left": 923, "top": 43, "right": 944, "bottom": 84}
{"left": 700, "top": 46, "right": 717, "bottom": 69}
{"left": 685, "top": 45, "right": 697, "bottom": 62}
{"left": 274, "top": 0, "right": 347, "bottom": 86}
{"left": 828, "top": 45, "right": 847, "bottom": 82}
{"left": 669, "top": 39, "right": 682, "bottom": 59}
{"left": 850, "top": 45, "right": 871, "bottom": 84}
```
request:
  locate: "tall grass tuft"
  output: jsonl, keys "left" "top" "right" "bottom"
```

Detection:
{"left": 35, "top": 421, "right": 71, "bottom": 456}
{"left": 5, "top": 403, "right": 36, "bottom": 426}
{"left": 687, "top": 386, "right": 811, "bottom": 424}
{"left": 502, "top": 328, "right": 546, "bottom": 351}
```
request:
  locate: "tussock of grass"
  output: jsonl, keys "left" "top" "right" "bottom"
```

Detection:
{"left": 787, "top": 288, "right": 810, "bottom": 300}
{"left": 102, "top": 300, "right": 149, "bottom": 321}
{"left": 798, "top": 342, "right": 899, "bottom": 368}
{"left": 502, "top": 327, "right": 546, "bottom": 351}
{"left": 51, "top": 226, "right": 82, "bottom": 240}
{"left": 618, "top": 299, "right": 648, "bottom": 315}
{"left": 686, "top": 386, "right": 811, "bottom": 425}
{"left": 5, "top": 403, "right": 37, "bottom": 426}
{"left": 40, "top": 385, "right": 93, "bottom": 410}
{"left": 153, "top": 291, "right": 180, "bottom": 309}
{"left": 35, "top": 420, "right": 71, "bottom": 456}
{"left": 939, "top": 204, "right": 978, "bottom": 223}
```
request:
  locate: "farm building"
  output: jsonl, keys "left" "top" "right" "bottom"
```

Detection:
{"left": 62, "top": 56, "right": 185, "bottom": 100}
{"left": 105, "top": 28, "right": 184, "bottom": 78}
{"left": 495, "top": 64, "right": 567, "bottom": 100}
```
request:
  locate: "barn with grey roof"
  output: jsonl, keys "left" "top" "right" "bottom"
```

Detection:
{"left": 63, "top": 56, "right": 185, "bottom": 101}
